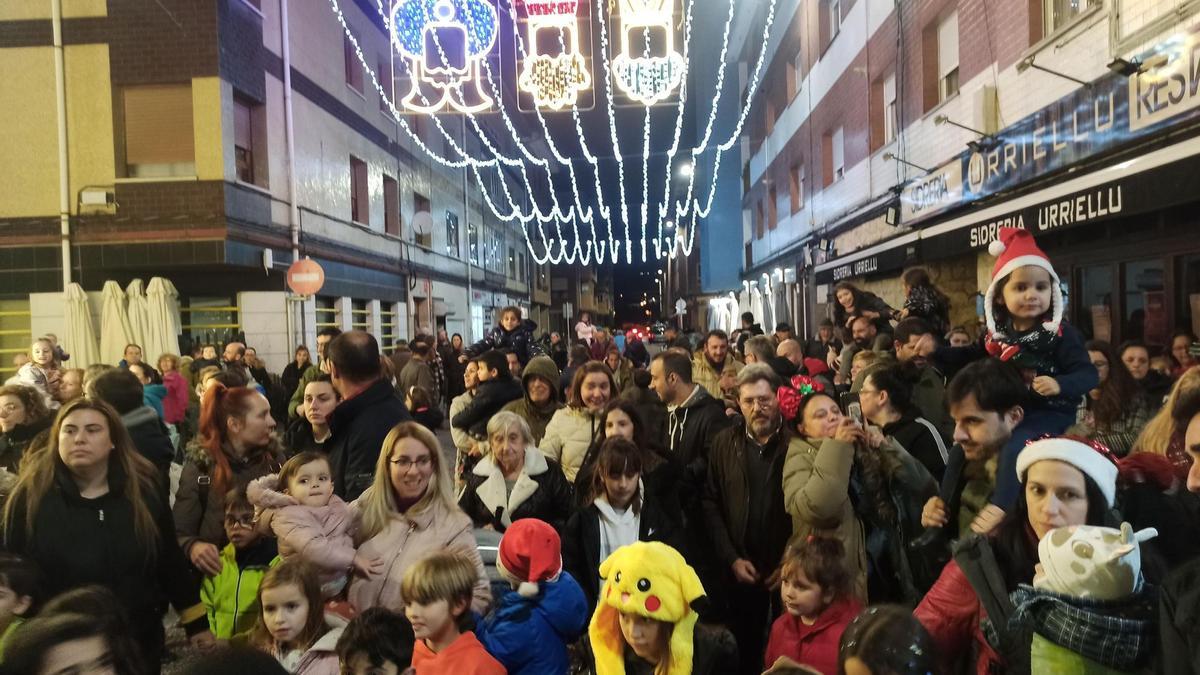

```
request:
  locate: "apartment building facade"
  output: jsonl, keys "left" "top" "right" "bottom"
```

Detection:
{"left": 0, "top": 0, "right": 543, "bottom": 371}
{"left": 740, "top": 0, "right": 1200, "bottom": 348}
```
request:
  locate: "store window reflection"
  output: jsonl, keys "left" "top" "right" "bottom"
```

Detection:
{"left": 1123, "top": 260, "right": 1166, "bottom": 347}
{"left": 1075, "top": 265, "right": 1113, "bottom": 342}
{"left": 1179, "top": 255, "right": 1200, "bottom": 339}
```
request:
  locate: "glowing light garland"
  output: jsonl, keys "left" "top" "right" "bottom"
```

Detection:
{"left": 325, "top": 0, "right": 777, "bottom": 266}
{"left": 517, "top": 0, "right": 592, "bottom": 110}
{"left": 612, "top": 0, "right": 685, "bottom": 105}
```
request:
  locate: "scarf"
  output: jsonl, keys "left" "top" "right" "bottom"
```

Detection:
{"left": 986, "top": 321, "right": 1063, "bottom": 374}
{"left": 1009, "top": 584, "right": 1156, "bottom": 672}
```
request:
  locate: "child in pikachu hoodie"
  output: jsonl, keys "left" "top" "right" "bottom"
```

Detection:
{"left": 583, "top": 542, "right": 737, "bottom": 675}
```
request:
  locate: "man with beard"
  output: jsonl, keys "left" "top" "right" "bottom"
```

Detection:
{"left": 837, "top": 315, "right": 884, "bottom": 383}
{"left": 891, "top": 317, "right": 953, "bottom": 436}
{"left": 701, "top": 364, "right": 791, "bottom": 674}
{"left": 691, "top": 330, "right": 743, "bottom": 400}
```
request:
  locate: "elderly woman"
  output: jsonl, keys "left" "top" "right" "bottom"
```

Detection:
{"left": 541, "top": 362, "right": 616, "bottom": 482}
{"left": 783, "top": 378, "right": 935, "bottom": 603}
{"left": 348, "top": 422, "right": 491, "bottom": 615}
{"left": 3, "top": 399, "right": 214, "bottom": 666}
{"left": 0, "top": 384, "right": 52, "bottom": 474}
{"left": 458, "top": 411, "right": 573, "bottom": 532}
{"left": 173, "top": 384, "right": 283, "bottom": 577}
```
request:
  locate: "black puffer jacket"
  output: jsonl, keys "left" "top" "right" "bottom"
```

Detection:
{"left": 5, "top": 459, "right": 207, "bottom": 660}
{"left": 452, "top": 375, "right": 523, "bottom": 439}
{"left": 463, "top": 319, "right": 546, "bottom": 365}
{"left": 327, "top": 377, "right": 411, "bottom": 501}
{"left": 0, "top": 417, "right": 50, "bottom": 474}
{"left": 883, "top": 414, "right": 949, "bottom": 484}
{"left": 121, "top": 406, "right": 174, "bottom": 494}
{"left": 458, "top": 448, "right": 574, "bottom": 532}
{"left": 1161, "top": 556, "right": 1200, "bottom": 675}
{"left": 667, "top": 385, "right": 732, "bottom": 509}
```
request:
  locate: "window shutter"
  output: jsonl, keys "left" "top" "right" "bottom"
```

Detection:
{"left": 124, "top": 85, "right": 195, "bottom": 165}
{"left": 938, "top": 11, "right": 959, "bottom": 79}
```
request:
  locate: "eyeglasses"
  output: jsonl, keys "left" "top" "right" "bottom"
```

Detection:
{"left": 390, "top": 456, "right": 432, "bottom": 471}
{"left": 224, "top": 514, "right": 254, "bottom": 528}
{"left": 740, "top": 396, "right": 775, "bottom": 411}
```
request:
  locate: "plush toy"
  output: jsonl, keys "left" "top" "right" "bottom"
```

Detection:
{"left": 1012, "top": 522, "right": 1158, "bottom": 674}
{"left": 587, "top": 542, "right": 705, "bottom": 675}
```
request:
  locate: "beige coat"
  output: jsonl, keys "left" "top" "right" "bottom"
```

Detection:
{"left": 782, "top": 436, "right": 868, "bottom": 600}
{"left": 539, "top": 406, "right": 599, "bottom": 482}
{"left": 347, "top": 493, "right": 491, "bottom": 616}
{"left": 690, "top": 351, "right": 742, "bottom": 400}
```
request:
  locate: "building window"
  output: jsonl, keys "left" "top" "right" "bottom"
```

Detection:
{"left": 765, "top": 101, "right": 776, "bottom": 135}
{"left": 379, "top": 56, "right": 393, "bottom": 112}
{"left": 883, "top": 73, "right": 898, "bottom": 145}
{"left": 413, "top": 192, "right": 432, "bottom": 247}
{"left": 345, "top": 35, "right": 364, "bottom": 94}
{"left": 832, "top": 127, "right": 845, "bottom": 182}
{"left": 468, "top": 222, "right": 480, "bottom": 265}
{"left": 768, "top": 186, "right": 778, "bottom": 230}
{"left": 350, "top": 156, "right": 368, "bottom": 224}
{"left": 121, "top": 84, "right": 196, "bottom": 178}
{"left": 756, "top": 201, "right": 765, "bottom": 239}
{"left": 508, "top": 246, "right": 517, "bottom": 278}
{"left": 383, "top": 174, "right": 399, "bottom": 235}
{"left": 233, "top": 94, "right": 267, "bottom": 187}
{"left": 445, "top": 211, "right": 460, "bottom": 258}
{"left": 938, "top": 11, "right": 960, "bottom": 103}
{"left": 829, "top": 0, "right": 842, "bottom": 40}
{"left": 789, "top": 163, "right": 804, "bottom": 214}
{"left": 1044, "top": 0, "right": 1093, "bottom": 35}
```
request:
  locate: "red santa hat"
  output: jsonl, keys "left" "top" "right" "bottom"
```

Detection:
{"left": 984, "top": 227, "right": 1063, "bottom": 336}
{"left": 497, "top": 518, "right": 563, "bottom": 598}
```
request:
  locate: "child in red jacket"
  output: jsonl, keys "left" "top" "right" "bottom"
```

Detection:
{"left": 764, "top": 537, "right": 861, "bottom": 675}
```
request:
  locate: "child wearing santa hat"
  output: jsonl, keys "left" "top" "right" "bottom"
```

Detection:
{"left": 930, "top": 227, "right": 1099, "bottom": 535}
{"left": 476, "top": 518, "right": 588, "bottom": 675}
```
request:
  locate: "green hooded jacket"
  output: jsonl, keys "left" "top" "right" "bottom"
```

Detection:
{"left": 200, "top": 541, "right": 280, "bottom": 639}
{"left": 502, "top": 356, "right": 563, "bottom": 445}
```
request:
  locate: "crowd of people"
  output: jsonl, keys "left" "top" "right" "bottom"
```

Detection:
{"left": 2, "top": 228, "right": 1200, "bottom": 674}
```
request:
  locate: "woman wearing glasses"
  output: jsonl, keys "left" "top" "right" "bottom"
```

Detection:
{"left": 347, "top": 421, "right": 491, "bottom": 615}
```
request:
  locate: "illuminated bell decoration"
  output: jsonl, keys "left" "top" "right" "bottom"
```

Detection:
{"left": 518, "top": 0, "right": 592, "bottom": 110}
{"left": 390, "top": 0, "right": 499, "bottom": 113}
{"left": 612, "top": 0, "right": 684, "bottom": 105}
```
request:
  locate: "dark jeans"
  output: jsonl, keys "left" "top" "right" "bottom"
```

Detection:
{"left": 725, "top": 582, "right": 776, "bottom": 675}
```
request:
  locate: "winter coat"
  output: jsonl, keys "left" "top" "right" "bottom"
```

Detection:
{"left": 865, "top": 438, "right": 940, "bottom": 603}
{"left": 782, "top": 436, "right": 868, "bottom": 600}
{"left": 283, "top": 416, "right": 330, "bottom": 457}
{"left": 458, "top": 446, "right": 574, "bottom": 532}
{"left": 399, "top": 359, "right": 437, "bottom": 399}
{"left": 448, "top": 349, "right": 469, "bottom": 399}
{"left": 476, "top": 571, "right": 589, "bottom": 675}
{"left": 690, "top": 351, "right": 742, "bottom": 400}
{"left": 540, "top": 406, "right": 600, "bottom": 482}
{"left": 275, "top": 624, "right": 344, "bottom": 675}
{"left": 590, "top": 339, "right": 613, "bottom": 362}
{"left": 575, "top": 321, "right": 595, "bottom": 344}
{"left": 200, "top": 538, "right": 279, "bottom": 639}
{"left": 412, "top": 630, "right": 506, "bottom": 675}
{"left": 736, "top": 323, "right": 765, "bottom": 356}
{"left": 281, "top": 361, "right": 308, "bottom": 403}
{"left": 764, "top": 597, "right": 863, "bottom": 675}
{"left": 1071, "top": 394, "right": 1154, "bottom": 458}
{"left": 562, "top": 492, "right": 685, "bottom": 612}
{"left": 122, "top": 405, "right": 174, "bottom": 491}
{"left": 3, "top": 459, "right": 207, "bottom": 658}
{"left": 625, "top": 339, "right": 650, "bottom": 369}
{"left": 804, "top": 336, "right": 843, "bottom": 361}
{"left": 411, "top": 406, "right": 444, "bottom": 433}
{"left": 549, "top": 342, "right": 569, "bottom": 371}
{"left": 287, "top": 364, "right": 320, "bottom": 418}
{"left": 667, "top": 386, "right": 732, "bottom": 515}
{"left": 831, "top": 291, "right": 895, "bottom": 335}
{"left": 162, "top": 370, "right": 189, "bottom": 424}
{"left": 174, "top": 437, "right": 285, "bottom": 555}
{"left": 904, "top": 285, "right": 951, "bottom": 336}
{"left": 248, "top": 476, "right": 359, "bottom": 586}
{"left": 620, "top": 385, "right": 668, "bottom": 449}
{"left": 1160, "top": 556, "right": 1200, "bottom": 675}
{"left": 327, "top": 378, "right": 411, "bottom": 501}
{"left": 701, "top": 422, "right": 794, "bottom": 578}
{"left": 0, "top": 417, "right": 49, "bottom": 474}
{"left": 501, "top": 356, "right": 563, "bottom": 444}
{"left": 142, "top": 383, "right": 167, "bottom": 419}
{"left": 912, "top": 365, "right": 954, "bottom": 438}
{"left": 883, "top": 414, "right": 950, "bottom": 484}
{"left": 607, "top": 357, "right": 635, "bottom": 394}
{"left": 464, "top": 319, "right": 545, "bottom": 365}
{"left": 450, "top": 390, "right": 477, "bottom": 459}
{"left": 347, "top": 493, "right": 492, "bottom": 616}
{"left": 453, "top": 376, "right": 523, "bottom": 440}
{"left": 15, "top": 362, "right": 59, "bottom": 410}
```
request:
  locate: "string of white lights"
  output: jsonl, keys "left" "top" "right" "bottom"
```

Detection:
{"left": 650, "top": 0, "right": 700, "bottom": 261}
{"left": 592, "top": 0, "right": 633, "bottom": 263}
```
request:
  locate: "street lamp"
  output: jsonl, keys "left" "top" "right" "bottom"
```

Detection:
{"left": 677, "top": 162, "right": 693, "bottom": 178}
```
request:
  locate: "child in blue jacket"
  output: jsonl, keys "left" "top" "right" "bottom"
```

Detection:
{"left": 462, "top": 306, "right": 544, "bottom": 366}
{"left": 477, "top": 518, "right": 588, "bottom": 675}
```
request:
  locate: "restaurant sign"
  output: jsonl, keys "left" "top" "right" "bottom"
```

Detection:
{"left": 903, "top": 28, "right": 1200, "bottom": 226}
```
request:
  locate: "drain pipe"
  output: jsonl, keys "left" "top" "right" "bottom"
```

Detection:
{"left": 280, "top": 0, "right": 304, "bottom": 348}
{"left": 52, "top": 0, "right": 72, "bottom": 288}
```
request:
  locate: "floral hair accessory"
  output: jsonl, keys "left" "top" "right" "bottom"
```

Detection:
{"left": 777, "top": 375, "right": 826, "bottom": 422}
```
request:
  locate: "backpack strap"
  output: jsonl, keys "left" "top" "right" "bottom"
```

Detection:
{"left": 953, "top": 535, "right": 1029, "bottom": 673}
{"left": 196, "top": 468, "right": 211, "bottom": 517}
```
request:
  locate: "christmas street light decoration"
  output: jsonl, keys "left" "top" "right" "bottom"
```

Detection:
{"left": 611, "top": 0, "right": 685, "bottom": 105}
{"left": 391, "top": 0, "right": 499, "bottom": 113}
{"left": 517, "top": 0, "right": 592, "bottom": 110}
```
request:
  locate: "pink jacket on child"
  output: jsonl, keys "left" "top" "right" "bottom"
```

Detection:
{"left": 161, "top": 370, "right": 189, "bottom": 424}
{"left": 248, "top": 475, "right": 359, "bottom": 586}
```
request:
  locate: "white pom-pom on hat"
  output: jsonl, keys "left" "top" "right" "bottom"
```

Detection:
{"left": 517, "top": 581, "right": 540, "bottom": 598}
{"left": 988, "top": 239, "right": 1007, "bottom": 257}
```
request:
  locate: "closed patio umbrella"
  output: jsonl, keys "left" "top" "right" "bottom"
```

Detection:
{"left": 62, "top": 283, "right": 99, "bottom": 370}
{"left": 126, "top": 279, "right": 152, "bottom": 350}
{"left": 99, "top": 280, "right": 134, "bottom": 365}
{"left": 145, "top": 277, "right": 182, "bottom": 360}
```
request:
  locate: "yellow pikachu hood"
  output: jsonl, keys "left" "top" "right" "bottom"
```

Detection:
{"left": 587, "top": 542, "right": 706, "bottom": 675}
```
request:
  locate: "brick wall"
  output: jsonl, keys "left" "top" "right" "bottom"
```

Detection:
{"left": 106, "top": 0, "right": 219, "bottom": 85}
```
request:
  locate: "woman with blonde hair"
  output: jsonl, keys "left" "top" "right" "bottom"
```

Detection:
{"left": 3, "top": 398, "right": 214, "bottom": 667}
{"left": 348, "top": 421, "right": 491, "bottom": 615}
{"left": 1132, "top": 365, "right": 1200, "bottom": 482}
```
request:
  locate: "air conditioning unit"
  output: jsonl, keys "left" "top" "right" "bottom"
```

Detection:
{"left": 80, "top": 187, "right": 115, "bottom": 207}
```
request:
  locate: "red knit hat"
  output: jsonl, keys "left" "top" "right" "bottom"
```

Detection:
{"left": 984, "top": 227, "right": 1063, "bottom": 337}
{"left": 498, "top": 518, "right": 563, "bottom": 598}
